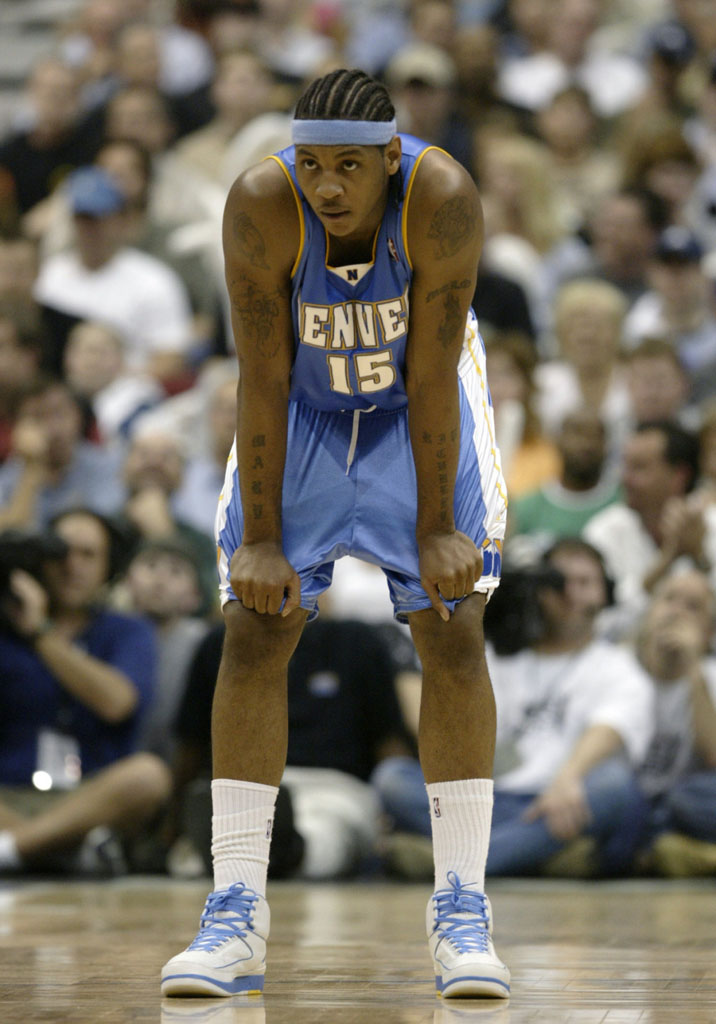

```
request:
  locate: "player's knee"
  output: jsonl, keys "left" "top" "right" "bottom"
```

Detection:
{"left": 222, "top": 599, "right": 306, "bottom": 669}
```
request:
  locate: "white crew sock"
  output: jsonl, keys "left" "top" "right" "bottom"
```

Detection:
{"left": 211, "top": 778, "right": 279, "bottom": 894}
{"left": 0, "top": 830, "right": 21, "bottom": 870}
{"left": 425, "top": 777, "right": 494, "bottom": 892}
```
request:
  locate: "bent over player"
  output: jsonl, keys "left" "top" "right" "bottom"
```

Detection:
{"left": 161, "top": 68, "right": 510, "bottom": 1001}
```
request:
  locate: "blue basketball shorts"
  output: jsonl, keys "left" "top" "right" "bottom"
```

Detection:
{"left": 215, "top": 323, "right": 507, "bottom": 622}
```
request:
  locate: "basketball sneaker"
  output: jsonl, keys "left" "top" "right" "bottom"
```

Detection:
{"left": 427, "top": 872, "right": 510, "bottom": 999}
{"left": 161, "top": 883, "right": 269, "bottom": 997}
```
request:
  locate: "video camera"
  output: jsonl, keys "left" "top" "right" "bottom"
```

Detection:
{"left": 483, "top": 562, "right": 565, "bottom": 655}
{"left": 0, "top": 529, "right": 69, "bottom": 630}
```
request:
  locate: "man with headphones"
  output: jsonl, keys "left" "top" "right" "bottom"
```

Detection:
{"left": 485, "top": 537, "right": 654, "bottom": 877}
{"left": 0, "top": 507, "right": 172, "bottom": 876}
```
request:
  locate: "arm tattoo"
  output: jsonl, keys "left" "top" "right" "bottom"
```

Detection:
{"left": 233, "top": 212, "right": 269, "bottom": 269}
{"left": 427, "top": 197, "right": 476, "bottom": 259}
{"left": 426, "top": 278, "right": 471, "bottom": 304}
{"left": 436, "top": 291, "right": 464, "bottom": 350}
{"left": 420, "top": 429, "right": 459, "bottom": 523}
{"left": 229, "top": 274, "right": 282, "bottom": 358}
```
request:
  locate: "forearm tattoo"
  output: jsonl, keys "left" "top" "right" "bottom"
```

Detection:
{"left": 229, "top": 272, "right": 282, "bottom": 358}
{"left": 436, "top": 291, "right": 464, "bottom": 350}
{"left": 426, "top": 278, "right": 472, "bottom": 304}
{"left": 250, "top": 434, "right": 265, "bottom": 520}
{"left": 427, "top": 197, "right": 476, "bottom": 259}
{"left": 422, "top": 429, "right": 459, "bottom": 524}
{"left": 233, "top": 212, "right": 269, "bottom": 269}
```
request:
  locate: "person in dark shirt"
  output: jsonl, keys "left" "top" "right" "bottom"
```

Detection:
{"left": 0, "top": 58, "right": 98, "bottom": 227}
{"left": 169, "top": 615, "right": 414, "bottom": 880}
{"left": 0, "top": 508, "right": 171, "bottom": 875}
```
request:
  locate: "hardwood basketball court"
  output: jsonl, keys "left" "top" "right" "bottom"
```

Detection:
{"left": 1, "top": 876, "right": 715, "bottom": 1022}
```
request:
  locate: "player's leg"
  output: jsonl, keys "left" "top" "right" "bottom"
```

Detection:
{"left": 161, "top": 602, "right": 307, "bottom": 998}
{"left": 163, "top": 400, "right": 346, "bottom": 998}
{"left": 409, "top": 595, "right": 510, "bottom": 1000}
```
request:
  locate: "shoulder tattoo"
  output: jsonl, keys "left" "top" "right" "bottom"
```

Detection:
{"left": 233, "top": 212, "right": 269, "bottom": 269}
{"left": 427, "top": 196, "right": 476, "bottom": 259}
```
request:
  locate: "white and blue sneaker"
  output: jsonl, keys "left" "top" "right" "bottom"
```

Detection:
{"left": 427, "top": 872, "right": 510, "bottom": 999}
{"left": 161, "top": 883, "right": 269, "bottom": 997}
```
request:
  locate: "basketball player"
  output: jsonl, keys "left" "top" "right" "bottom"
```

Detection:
{"left": 161, "top": 68, "right": 510, "bottom": 1001}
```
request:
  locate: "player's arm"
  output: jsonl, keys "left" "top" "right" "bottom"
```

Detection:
{"left": 222, "top": 160, "right": 301, "bottom": 615}
{"left": 404, "top": 150, "right": 484, "bottom": 620}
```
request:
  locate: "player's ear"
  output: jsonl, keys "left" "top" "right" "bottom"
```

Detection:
{"left": 385, "top": 135, "right": 402, "bottom": 175}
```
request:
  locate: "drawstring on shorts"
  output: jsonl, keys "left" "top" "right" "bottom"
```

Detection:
{"left": 345, "top": 405, "right": 377, "bottom": 473}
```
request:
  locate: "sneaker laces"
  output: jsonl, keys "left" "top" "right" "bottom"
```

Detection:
{"left": 432, "top": 871, "right": 490, "bottom": 954}
{"left": 188, "top": 883, "right": 259, "bottom": 952}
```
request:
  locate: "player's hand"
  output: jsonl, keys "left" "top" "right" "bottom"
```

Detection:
{"left": 523, "top": 775, "right": 592, "bottom": 842}
{"left": 417, "top": 530, "right": 483, "bottom": 622}
{"left": 230, "top": 540, "right": 301, "bottom": 616}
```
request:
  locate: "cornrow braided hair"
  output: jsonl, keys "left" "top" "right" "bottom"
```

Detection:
{"left": 293, "top": 68, "right": 395, "bottom": 123}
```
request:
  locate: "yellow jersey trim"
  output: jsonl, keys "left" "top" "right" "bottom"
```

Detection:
{"left": 265, "top": 154, "right": 305, "bottom": 279}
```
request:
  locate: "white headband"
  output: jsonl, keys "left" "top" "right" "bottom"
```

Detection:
{"left": 291, "top": 118, "right": 397, "bottom": 146}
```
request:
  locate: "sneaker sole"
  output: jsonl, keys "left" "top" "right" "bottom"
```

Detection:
{"left": 161, "top": 973, "right": 264, "bottom": 998}
{"left": 437, "top": 973, "right": 511, "bottom": 999}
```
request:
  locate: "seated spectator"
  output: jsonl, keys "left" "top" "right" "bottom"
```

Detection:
{"left": 497, "top": 0, "right": 648, "bottom": 119}
{"left": 373, "top": 539, "right": 655, "bottom": 879}
{"left": 166, "top": 614, "right": 415, "bottom": 881}
{"left": 507, "top": 408, "right": 621, "bottom": 556}
{"left": 584, "top": 419, "right": 716, "bottom": 637}
{"left": 120, "top": 538, "right": 210, "bottom": 763}
{"left": 534, "top": 85, "right": 620, "bottom": 234}
{"left": 0, "top": 507, "right": 170, "bottom": 875}
{"left": 623, "top": 227, "right": 716, "bottom": 393}
{"left": 102, "top": 84, "right": 225, "bottom": 237}
{"left": 0, "top": 299, "right": 45, "bottom": 462}
{"left": 0, "top": 58, "right": 98, "bottom": 231}
{"left": 172, "top": 369, "right": 238, "bottom": 538}
{"left": 62, "top": 319, "right": 164, "bottom": 445}
{"left": 476, "top": 130, "right": 568, "bottom": 334}
{"left": 615, "top": 19, "right": 696, "bottom": 136}
{"left": 0, "top": 375, "right": 125, "bottom": 532}
{"left": 623, "top": 337, "right": 698, "bottom": 434}
{"left": 117, "top": 425, "right": 219, "bottom": 616}
{"left": 619, "top": 117, "right": 702, "bottom": 229}
{"left": 385, "top": 43, "right": 474, "bottom": 175}
{"left": 452, "top": 22, "right": 527, "bottom": 143}
{"left": 484, "top": 331, "right": 561, "bottom": 500}
{"left": 540, "top": 187, "right": 670, "bottom": 321}
{"left": 33, "top": 165, "right": 196, "bottom": 386}
{"left": 634, "top": 570, "right": 716, "bottom": 876}
{"left": 173, "top": 50, "right": 277, "bottom": 188}
{"left": 32, "top": 137, "right": 226, "bottom": 355}
{"left": 536, "top": 278, "right": 631, "bottom": 463}
{"left": 0, "top": 234, "right": 41, "bottom": 302}
{"left": 683, "top": 54, "right": 716, "bottom": 173}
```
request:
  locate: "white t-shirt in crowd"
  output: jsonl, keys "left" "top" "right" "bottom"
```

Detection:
{"left": 35, "top": 247, "right": 194, "bottom": 371}
{"left": 488, "top": 638, "right": 654, "bottom": 793}
{"left": 638, "top": 659, "right": 716, "bottom": 798}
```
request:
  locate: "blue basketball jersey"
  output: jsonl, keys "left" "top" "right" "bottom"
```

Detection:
{"left": 269, "top": 134, "right": 440, "bottom": 412}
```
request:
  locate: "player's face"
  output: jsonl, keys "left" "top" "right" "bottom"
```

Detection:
{"left": 294, "top": 138, "right": 402, "bottom": 246}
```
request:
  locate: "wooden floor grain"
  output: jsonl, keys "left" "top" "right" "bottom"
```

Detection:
{"left": 1, "top": 876, "right": 715, "bottom": 1023}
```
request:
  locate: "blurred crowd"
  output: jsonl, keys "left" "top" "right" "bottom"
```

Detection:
{"left": 1, "top": 0, "right": 716, "bottom": 884}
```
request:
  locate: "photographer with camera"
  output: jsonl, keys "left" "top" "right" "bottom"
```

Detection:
{"left": 484, "top": 537, "right": 654, "bottom": 877}
{"left": 376, "top": 538, "right": 655, "bottom": 879}
{"left": 0, "top": 507, "right": 171, "bottom": 875}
